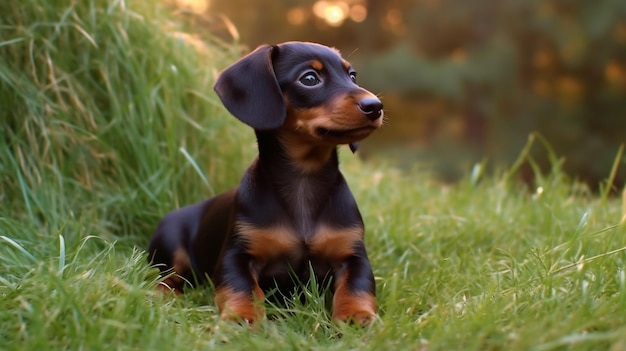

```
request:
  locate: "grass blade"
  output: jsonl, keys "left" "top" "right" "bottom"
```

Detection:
{"left": 601, "top": 143, "right": 624, "bottom": 203}
{"left": 0, "top": 235, "right": 36, "bottom": 262}
{"left": 58, "top": 234, "right": 66, "bottom": 273}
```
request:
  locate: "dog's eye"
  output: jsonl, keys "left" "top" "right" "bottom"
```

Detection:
{"left": 299, "top": 72, "right": 321, "bottom": 87}
{"left": 349, "top": 72, "right": 357, "bottom": 83}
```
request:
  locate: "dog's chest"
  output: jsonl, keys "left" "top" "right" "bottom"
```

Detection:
{"left": 282, "top": 176, "right": 325, "bottom": 236}
{"left": 244, "top": 173, "right": 364, "bottom": 284}
{"left": 245, "top": 223, "right": 363, "bottom": 279}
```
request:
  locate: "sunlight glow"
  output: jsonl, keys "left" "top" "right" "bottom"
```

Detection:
{"left": 605, "top": 61, "right": 625, "bottom": 85}
{"left": 325, "top": 4, "right": 348, "bottom": 26}
{"left": 386, "top": 9, "right": 402, "bottom": 27}
{"left": 383, "top": 8, "right": 405, "bottom": 35}
{"left": 287, "top": 7, "right": 307, "bottom": 26}
{"left": 314, "top": 1, "right": 349, "bottom": 27}
{"left": 349, "top": 4, "right": 367, "bottom": 22}
{"left": 533, "top": 51, "right": 553, "bottom": 69}
{"left": 175, "top": 0, "right": 210, "bottom": 13}
{"left": 312, "top": 1, "right": 366, "bottom": 27}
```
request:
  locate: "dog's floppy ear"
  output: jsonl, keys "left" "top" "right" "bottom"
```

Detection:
{"left": 214, "top": 45, "right": 286, "bottom": 130}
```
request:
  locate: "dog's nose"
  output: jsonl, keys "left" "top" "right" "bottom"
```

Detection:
{"left": 358, "top": 97, "right": 383, "bottom": 121}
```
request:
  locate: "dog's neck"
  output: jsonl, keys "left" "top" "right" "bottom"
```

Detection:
{"left": 257, "top": 130, "right": 339, "bottom": 174}
{"left": 255, "top": 131, "right": 342, "bottom": 235}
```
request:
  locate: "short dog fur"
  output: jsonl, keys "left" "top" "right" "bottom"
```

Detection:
{"left": 148, "top": 41, "right": 384, "bottom": 325}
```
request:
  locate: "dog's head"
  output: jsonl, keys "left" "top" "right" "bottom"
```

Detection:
{"left": 214, "top": 42, "right": 383, "bottom": 151}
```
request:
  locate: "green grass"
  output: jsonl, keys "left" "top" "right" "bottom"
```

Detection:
{"left": 2, "top": 0, "right": 626, "bottom": 350}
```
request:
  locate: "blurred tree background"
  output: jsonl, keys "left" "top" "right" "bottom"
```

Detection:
{"left": 175, "top": 0, "right": 626, "bottom": 188}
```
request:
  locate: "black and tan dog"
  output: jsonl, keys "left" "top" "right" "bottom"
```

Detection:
{"left": 148, "top": 41, "right": 384, "bottom": 325}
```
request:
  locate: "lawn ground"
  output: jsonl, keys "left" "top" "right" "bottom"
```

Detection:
{"left": 1, "top": 1, "right": 626, "bottom": 350}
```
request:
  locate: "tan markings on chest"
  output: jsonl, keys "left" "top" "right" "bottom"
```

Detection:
{"left": 236, "top": 223, "right": 302, "bottom": 262}
{"left": 237, "top": 223, "right": 363, "bottom": 263}
{"left": 307, "top": 226, "right": 363, "bottom": 260}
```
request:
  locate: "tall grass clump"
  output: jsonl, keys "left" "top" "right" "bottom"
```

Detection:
{"left": 0, "top": 0, "right": 249, "bottom": 239}
{"left": 0, "top": 1, "right": 250, "bottom": 348}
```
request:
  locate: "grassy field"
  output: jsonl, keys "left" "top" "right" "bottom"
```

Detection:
{"left": 2, "top": 1, "right": 626, "bottom": 350}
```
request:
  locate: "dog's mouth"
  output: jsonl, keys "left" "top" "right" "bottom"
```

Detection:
{"left": 315, "top": 126, "right": 376, "bottom": 140}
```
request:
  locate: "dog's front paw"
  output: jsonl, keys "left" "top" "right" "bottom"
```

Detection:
{"left": 219, "top": 304, "right": 265, "bottom": 325}
{"left": 332, "top": 291, "right": 377, "bottom": 326}
{"left": 215, "top": 287, "right": 265, "bottom": 325}
{"left": 333, "top": 309, "right": 377, "bottom": 326}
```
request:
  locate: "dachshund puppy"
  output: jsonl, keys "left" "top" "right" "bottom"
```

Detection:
{"left": 148, "top": 41, "right": 384, "bottom": 325}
